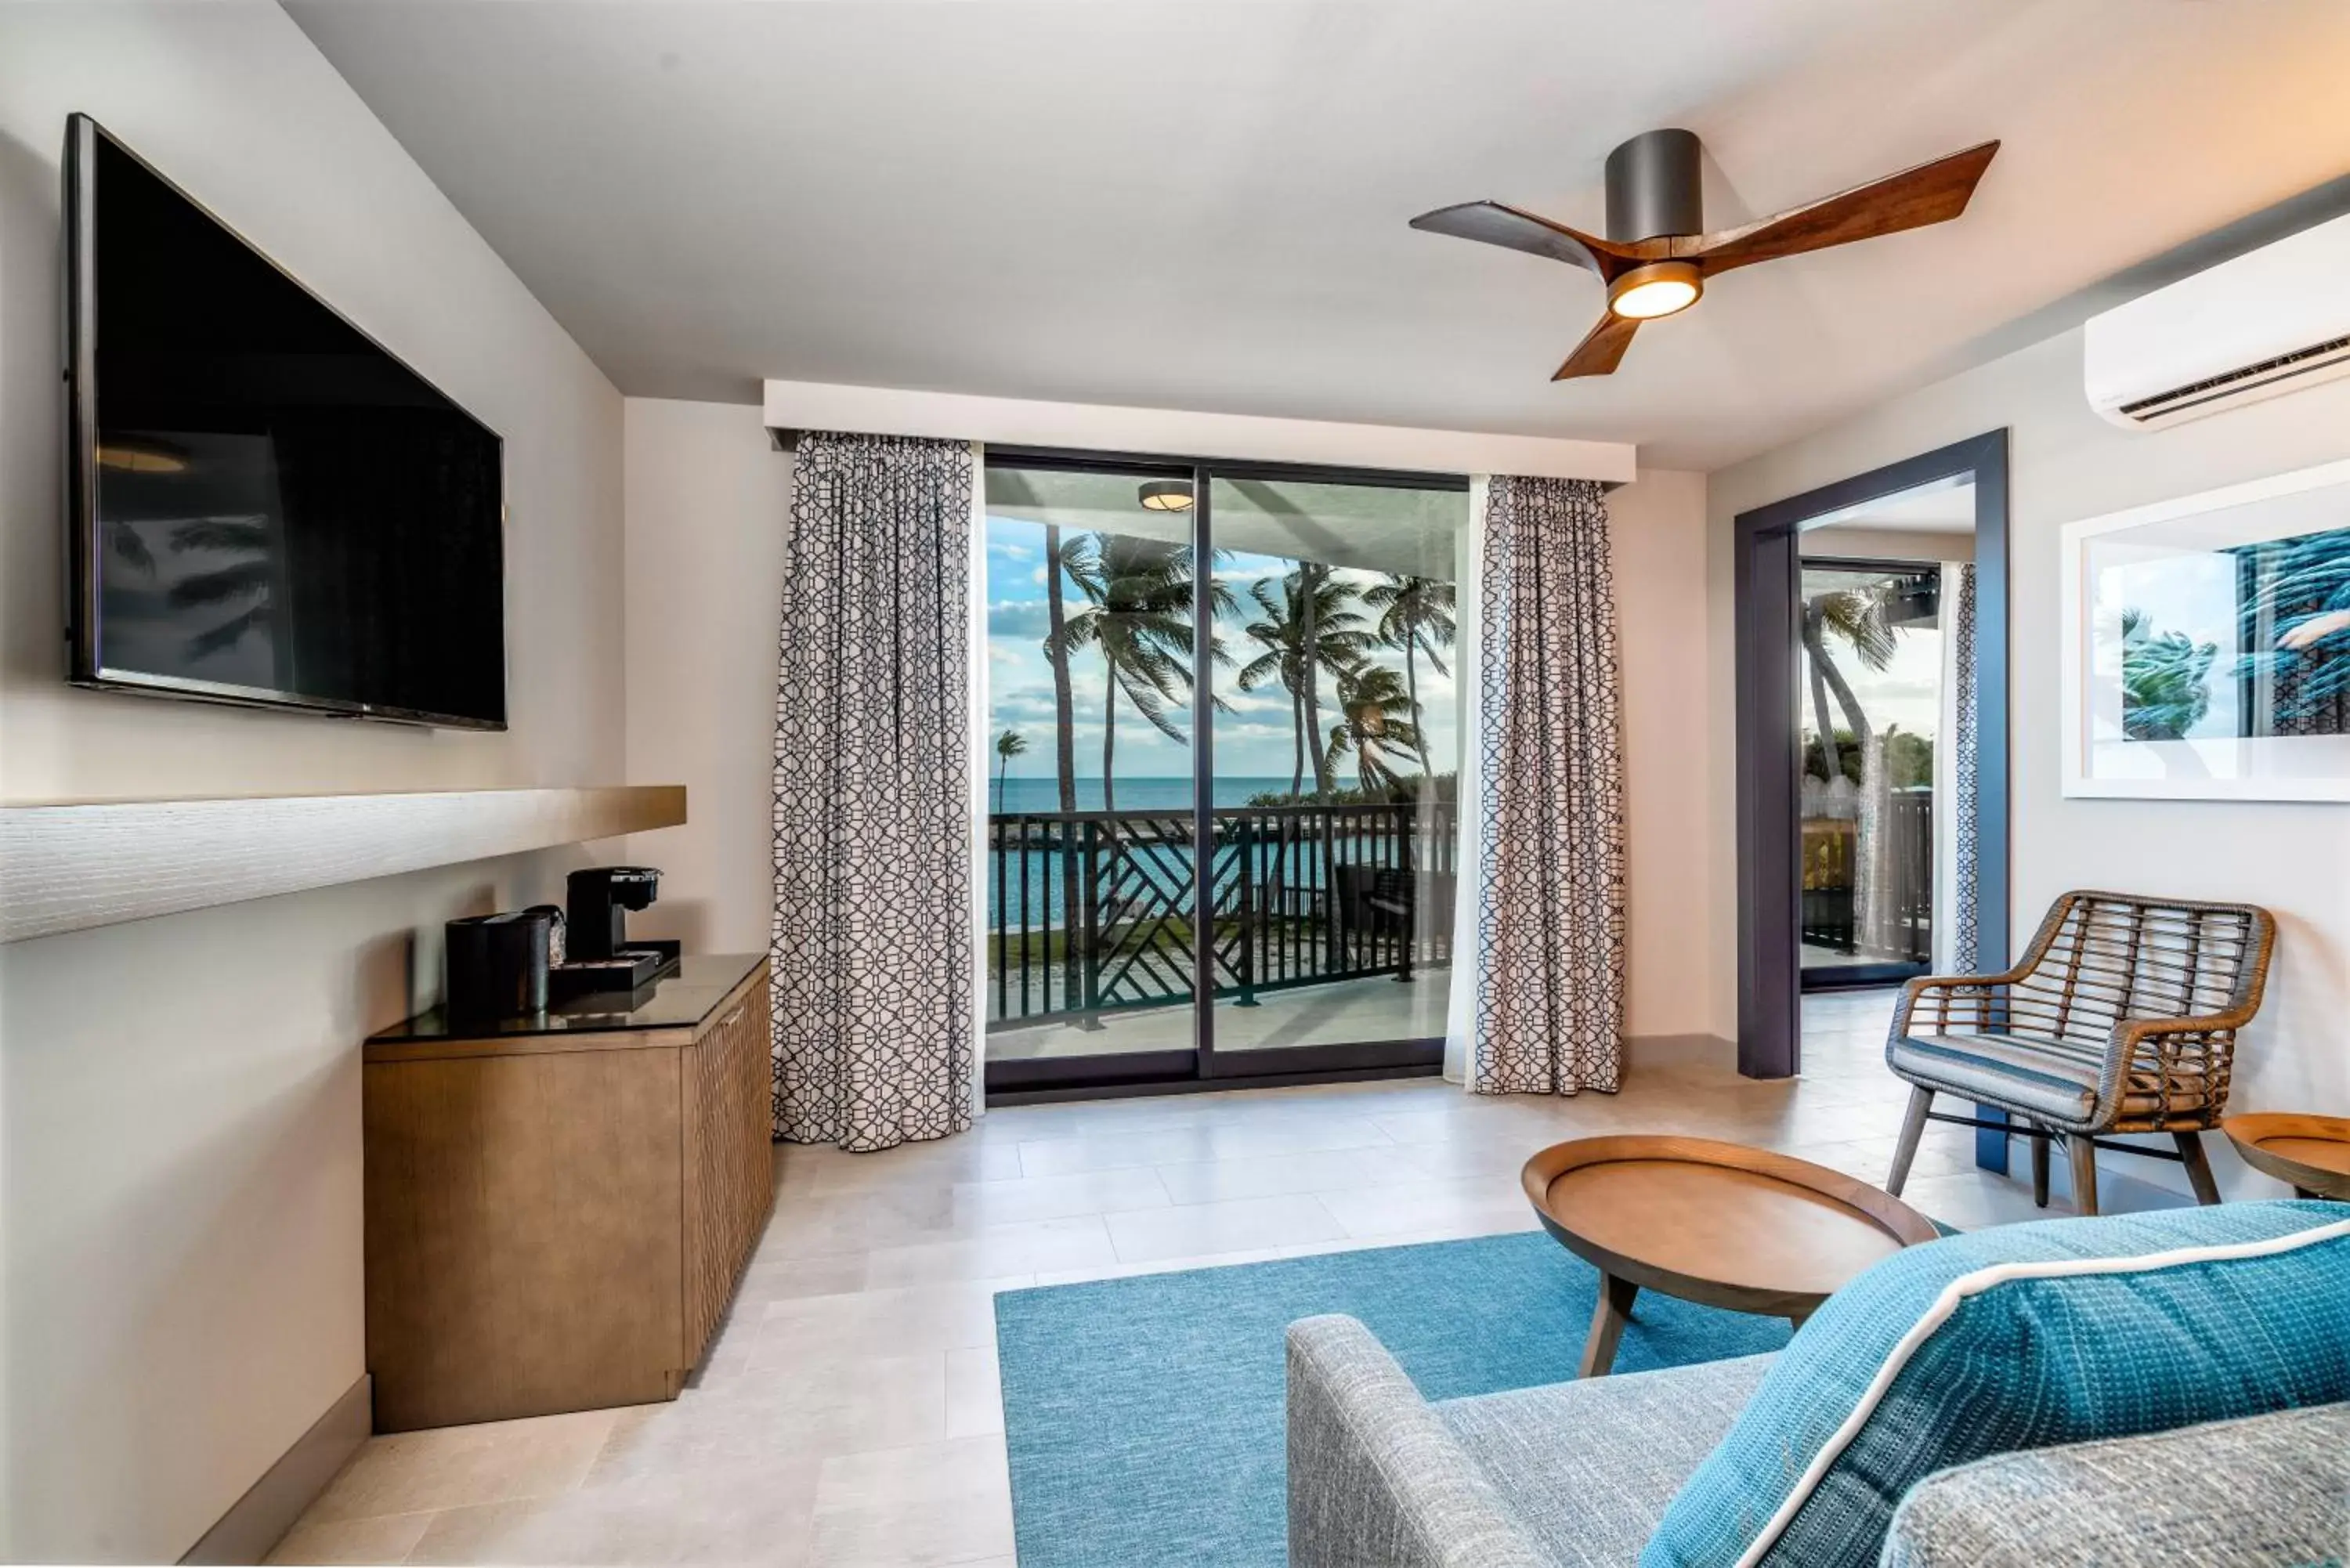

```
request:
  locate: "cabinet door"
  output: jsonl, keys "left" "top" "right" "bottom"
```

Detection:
{"left": 365, "top": 1046, "right": 685, "bottom": 1430}
{"left": 679, "top": 968, "right": 776, "bottom": 1366}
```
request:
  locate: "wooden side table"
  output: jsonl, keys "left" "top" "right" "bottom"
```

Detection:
{"left": 2222, "top": 1114, "right": 2350, "bottom": 1201}
{"left": 1522, "top": 1135, "right": 1941, "bottom": 1377}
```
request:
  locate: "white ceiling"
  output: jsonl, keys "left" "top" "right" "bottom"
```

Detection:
{"left": 1810, "top": 478, "right": 1977, "bottom": 534}
{"left": 287, "top": 0, "right": 2350, "bottom": 470}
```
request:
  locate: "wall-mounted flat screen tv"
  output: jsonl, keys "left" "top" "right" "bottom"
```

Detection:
{"left": 63, "top": 114, "right": 507, "bottom": 729}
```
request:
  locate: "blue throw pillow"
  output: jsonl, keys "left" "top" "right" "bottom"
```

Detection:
{"left": 1640, "top": 1200, "right": 2350, "bottom": 1568}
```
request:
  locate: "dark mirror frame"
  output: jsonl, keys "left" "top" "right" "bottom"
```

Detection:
{"left": 1732, "top": 430, "right": 2011, "bottom": 1164}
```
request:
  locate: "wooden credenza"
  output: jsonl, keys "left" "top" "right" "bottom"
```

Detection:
{"left": 363, "top": 953, "right": 773, "bottom": 1432}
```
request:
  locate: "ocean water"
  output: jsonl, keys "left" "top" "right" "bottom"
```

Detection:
{"left": 982, "top": 775, "right": 1445, "bottom": 932}
{"left": 989, "top": 775, "right": 1296, "bottom": 814}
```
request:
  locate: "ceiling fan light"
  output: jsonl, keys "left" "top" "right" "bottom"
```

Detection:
{"left": 1137, "top": 479, "right": 1194, "bottom": 511}
{"left": 1607, "top": 261, "right": 1701, "bottom": 320}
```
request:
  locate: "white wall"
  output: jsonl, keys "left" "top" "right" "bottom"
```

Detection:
{"left": 622, "top": 399, "right": 794, "bottom": 955}
{"left": 1609, "top": 470, "right": 1720, "bottom": 1041}
{"left": 1708, "top": 328, "right": 2350, "bottom": 1196}
{"left": 0, "top": 5, "right": 627, "bottom": 1559}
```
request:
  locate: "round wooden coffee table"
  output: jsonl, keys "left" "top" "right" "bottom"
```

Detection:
{"left": 1522, "top": 1135, "right": 1941, "bottom": 1377}
{"left": 2223, "top": 1114, "right": 2350, "bottom": 1201}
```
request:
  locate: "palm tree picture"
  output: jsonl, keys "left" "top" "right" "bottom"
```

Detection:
{"left": 993, "top": 729, "right": 1027, "bottom": 813}
{"left": 2114, "top": 606, "right": 2217, "bottom": 741}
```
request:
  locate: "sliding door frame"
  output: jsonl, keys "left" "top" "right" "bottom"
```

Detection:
{"left": 982, "top": 446, "right": 1464, "bottom": 1102}
{"left": 1733, "top": 432, "right": 2010, "bottom": 1129}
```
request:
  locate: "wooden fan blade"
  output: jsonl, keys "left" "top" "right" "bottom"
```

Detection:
{"left": 1683, "top": 140, "right": 1998, "bottom": 275}
{"left": 1553, "top": 313, "right": 1640, "bottom": 380}
{"left": 1411, "top": 201, "right": 1665, "bottom": 282}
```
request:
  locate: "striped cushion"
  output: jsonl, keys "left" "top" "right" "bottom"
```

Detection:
{"left": 1639, "top": 1201, "right": 2350, "bottom": 1568}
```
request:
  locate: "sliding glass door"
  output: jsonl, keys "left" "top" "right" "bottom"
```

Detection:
{"left": 981, "top": 452, "right": 1467, "bottom": 1094}
{"left": 1202, "top": 475, "right": 1463, "bottom": 1071}
{"left": 1797, "top": 555, "right": 1946, "bottom": 990}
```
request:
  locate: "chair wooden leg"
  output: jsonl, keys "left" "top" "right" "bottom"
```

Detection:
{"left": 2030, "top": 1129, "right": 2051, "bottom": 1208}
{"left": 1888, "top": 1085, "right": 1932, "bottom": 1196}
{"left": 2175, "top": 1131, "right": 2222, "bottom": 1206}
{"left": 2066, "top": 1134, "right": 2100, "bottom": 1216}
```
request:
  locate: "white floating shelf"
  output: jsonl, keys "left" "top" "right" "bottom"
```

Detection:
{"left": 0, "top": 785, "right": 686, "bottom": 944}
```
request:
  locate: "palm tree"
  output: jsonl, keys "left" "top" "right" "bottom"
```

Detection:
{"left": 992, "top": 729, "right": 1027, "bottom": 813}
{"left": 1054, "top": 534, "right": 1232, "bottom": 811}
{"left": 167, "top": 515, "right": 274, "bottom": 660}
{"left": 1236, "top": 566, "right": 1375, "bottom": 797}
{"left": 1802, "top": 583, "right": 1898, "bottom": 783}
{"left": 1361, "top": 574, "right": 1456, "bottom": 775}
{"left": 2116, "top": 606, "right": 2217, "bottom": 741}
{"left": 1323, "top": 665, "right": 1425, "bottom": 791}
{"left": 1039, "top": 528, "right": 1088, "bottom": 1009}
{"left": 1041, "top": 526, "right": 1085, "bottom": 816}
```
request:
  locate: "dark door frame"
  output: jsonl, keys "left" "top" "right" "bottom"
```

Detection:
{"left": 1733, "top": 432, "right": 2010, "bottom": 1140}
{"left": 981, "top": 446, "right": 1462, "bottom": 1101}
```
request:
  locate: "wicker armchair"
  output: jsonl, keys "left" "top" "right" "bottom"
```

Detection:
{"left": 1884, "top": 891, "right": 2276, "bottom": 1216}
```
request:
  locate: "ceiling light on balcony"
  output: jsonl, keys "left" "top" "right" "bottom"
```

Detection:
{"left": 1137, "top": 479, "right": 1195, "bottom": 512}
{"left": 96, "top": 437, "right": 190, "bottom": 473}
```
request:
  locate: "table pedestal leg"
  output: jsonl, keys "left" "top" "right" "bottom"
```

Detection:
{"left": 1579, "top": 1273, "right": 1640, "bottom": 1378}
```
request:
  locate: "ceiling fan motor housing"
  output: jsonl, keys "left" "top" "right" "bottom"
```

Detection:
{"left": 1604, "top": 127, "right": 1703, "bottom": 241}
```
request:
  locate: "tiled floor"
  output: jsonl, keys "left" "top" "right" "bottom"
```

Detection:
{"left": 270, "top": 990, "right": 2178, "bottom": 1566}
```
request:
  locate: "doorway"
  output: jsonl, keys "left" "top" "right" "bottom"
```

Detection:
{"left": 1734, "top": 433, "right": 2010, "bottom": 1115}
{"left": 978, "top": 450, "right": 1467, "bottom": 1099}
{"left": 1796, "top": 554, "right": 1949, "bottom": 992}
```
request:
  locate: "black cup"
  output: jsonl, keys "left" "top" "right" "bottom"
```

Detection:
{"left": 445, "top": 909, "right": 555, "bottom": 1021}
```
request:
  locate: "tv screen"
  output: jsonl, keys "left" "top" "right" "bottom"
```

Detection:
{"left": 64, "top": 114, "right": 507, "bottom": 729}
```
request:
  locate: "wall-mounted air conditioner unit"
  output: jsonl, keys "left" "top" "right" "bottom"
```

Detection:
{"left": 2084, "top": 211, "right": 2350, "bottom": 430}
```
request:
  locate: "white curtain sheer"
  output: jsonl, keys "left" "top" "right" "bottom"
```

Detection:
{"left": 1443, "top": 479, "right": 1488, "bottom": 1084}
{"left": 967, "top": 442, "right": 991, "bottom": 1118}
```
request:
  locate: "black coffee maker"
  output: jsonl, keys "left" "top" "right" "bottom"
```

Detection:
{"left": 550, "top": 865, "right": 682, "bottom": 1003}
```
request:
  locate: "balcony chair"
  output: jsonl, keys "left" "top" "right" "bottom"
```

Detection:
{"left": 1884, "top": 890, "right": 2276, "bottom": 1216}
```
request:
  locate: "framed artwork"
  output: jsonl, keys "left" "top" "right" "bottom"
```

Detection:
{"left": 2063, "top": 456, "right": 2350, "bottom": 801}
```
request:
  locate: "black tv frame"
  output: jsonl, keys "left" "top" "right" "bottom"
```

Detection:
{"left": 62, "top": 112, "right": 511, "bottom": 732}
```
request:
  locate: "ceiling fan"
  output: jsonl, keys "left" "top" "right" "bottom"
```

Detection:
{"left": 1411, "top": 129, "right": 1998, "bottom": 380}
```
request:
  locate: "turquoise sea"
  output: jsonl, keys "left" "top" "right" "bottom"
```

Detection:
{"left": 989, "top": 775, "right": 1296, "bottom": 815}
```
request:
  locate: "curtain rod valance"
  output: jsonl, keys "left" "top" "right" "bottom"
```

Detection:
{"left": 762, "top": 378, "right": 1637, "bottom": 484}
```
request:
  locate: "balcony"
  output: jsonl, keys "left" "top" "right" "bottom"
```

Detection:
{"left": 985, "top": 801, "right": 1457, "bottom": 1060}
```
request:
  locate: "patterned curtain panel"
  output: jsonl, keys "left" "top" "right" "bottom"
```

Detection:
{"left": 1467, "top": 475, "right": 1626, "bottom": 1095}
{"left": 771, "top": 431, "right": 978, "bottom": 1151}
{"left": 1940, "top": 562, "right": 1982, "bottom": 974}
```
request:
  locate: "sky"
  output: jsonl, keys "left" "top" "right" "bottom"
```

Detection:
{"left": 983, "top": 515, "right": 1460, "bottom": 786}
{"left": 1795, "top": 626, "right": 1943, "bottom": 743}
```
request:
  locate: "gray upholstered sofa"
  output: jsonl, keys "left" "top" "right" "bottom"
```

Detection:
{"left": 1285, "top": 1314, "right": 2350, "bottom": 1568}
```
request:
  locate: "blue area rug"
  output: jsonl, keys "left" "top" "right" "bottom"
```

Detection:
{"left": 994, "top": 1230, "right": 1795, "bottom": 1568}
